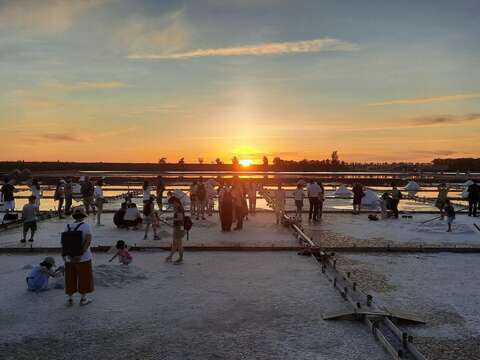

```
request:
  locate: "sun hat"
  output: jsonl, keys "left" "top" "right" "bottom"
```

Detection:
{"left": 72, "top": 207, "right": 87, "bottom": 219}
{"left": 43, "top": 257, "right": 56, "bottom": 267}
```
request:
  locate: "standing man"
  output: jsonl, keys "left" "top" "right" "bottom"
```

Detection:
{"left": 94, "top": 179, "right": 105, "bottom": 226}
{"left": 231, "top": 177, "right": 245, "bottom": 230}
{"left": 467, "top": 180, "right": 479, "bottom": 217}
{"left": 64, "top": 177, "right": 73, "bottom": 216}
{"left": 352, "top": 183, "right": 365, "bottom": 215}
{"left": 63, "top": 207, "right": 94, "bottom": 305}
{"left": 81, "top": 176, "right": 95, "bottom": 215}
{"left": 391, "top": 183, "right": 403, "bottom": 219}
{"left": 1, "top": 179, "right": 17, "bottom": 213}
{"left": 274, "top": 183, "right": 286, "bottom": 224}
{"left": 196, "top": 177, "right": 207, "bottom": 220}
{"left": 307, "top": 180, "right": 321, "bottom": 221}
{"left": 156, "top": 176, "right": 165, "bottom": 211}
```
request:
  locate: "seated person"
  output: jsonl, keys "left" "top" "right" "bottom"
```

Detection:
{"left": 26, "top": 257, "right": 62, "bottom": 291}
{"left": 113, "top": 202, "right": 127, "bottom": 228}
{"left": 123, "top": 203, "right": 142, "bottom": 229}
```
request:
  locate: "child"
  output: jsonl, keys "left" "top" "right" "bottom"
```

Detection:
{"left": 26, "top": 257, "right": 61, "bottom": 291}
{"left": 143, "top": 196, "right": 160, "bottom": 240}
{"left": 22, "top": 195, "right": 39, "bottom": 243}
{"left": 444, "top": 199, "right": 455, "bottom": 232}
{"left": 293, "top": 183, "right": 305, "bottom": 220}
{"left": 109, "top": 240, "right": 133, "bottom": 264}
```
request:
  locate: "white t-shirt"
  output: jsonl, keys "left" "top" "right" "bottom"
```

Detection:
{"left": 64, "top": 221, "right": 93, "bottom": 263}
{"left": 307, "top": 183, "right": 322, "bottom": 198}
{"left": 293, "top": 189, "right": 305, "bottom": 201}
{"left": 143, "top": 187, "right": 152, "bottom": 201}
{"left": 94, "top": 186, "right": 103, "bottom": 199}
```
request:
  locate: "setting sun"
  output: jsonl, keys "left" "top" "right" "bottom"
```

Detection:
{"left": 239, "top": 159, "right": 253, "bottom": 167}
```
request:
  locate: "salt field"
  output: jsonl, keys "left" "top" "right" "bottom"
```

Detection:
{"left": 1, "top": 202, "right": 480, "bottom": 359}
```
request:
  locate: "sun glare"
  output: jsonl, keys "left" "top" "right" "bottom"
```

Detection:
{"left": 239, "top": 159, "right": 253, "bottom": 167}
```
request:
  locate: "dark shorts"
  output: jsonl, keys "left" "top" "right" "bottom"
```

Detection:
{"left": 295, "top": 200, "right": 303, "bottom": 210}
{"left": 23, "top": 221, "right": 37, "bottom": 232}
{"left": 353, "top": 196, "right": 362, "bottom": 205}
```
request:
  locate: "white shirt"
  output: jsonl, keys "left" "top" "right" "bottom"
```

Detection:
{"left": 307, "top": 183, "right": 322, "bottom": 198}
{"left": 293, "top": 189, "right": 305, "bottom": 201}
{"left": 143, "top": 187, "right": 152, "bottom": 201}
{"left": 64, "top": 222, "right": 93, "bottom": 263}
{"left": 94, "top": 186, "right": 103, "bottom": 199}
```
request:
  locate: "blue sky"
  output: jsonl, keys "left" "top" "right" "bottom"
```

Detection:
{"left": 0, "top": 0, "right": 479, "bottom": 162}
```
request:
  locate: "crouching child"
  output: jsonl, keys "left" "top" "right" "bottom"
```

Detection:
{"left": 109, "top": 240, "right": 133, "bottom": 265}
{"left": 26, "top": 257, "right": 62, "bottom": 291}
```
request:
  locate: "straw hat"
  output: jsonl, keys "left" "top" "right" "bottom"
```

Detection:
{"left": 72, "top": 207, "right": 87, "bottom": 219}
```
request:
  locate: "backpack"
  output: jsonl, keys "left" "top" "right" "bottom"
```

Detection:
{"left": 61, "top": 222, "right": 84, "bottom": 257}
{"left": 197, "top": 184, "right": 206, "bottom": 200}
{"left": 183, "top": 216, "right": 193, "bottom": 240}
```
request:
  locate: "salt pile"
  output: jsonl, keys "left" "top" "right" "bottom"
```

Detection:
{"left": 334, "top": 185, "right": 353, "bottom": 198}
{"left": 172, "top": 189, "right": 191, "bottom": 206}
{"left": 462, "top": 188, "right": 470, "bottom": 199}
{"left": 405, "top": 181, "right": 420, "bottom": 192}
{"left": 361, "top": 189, "right": 380, "bottom": 207}
{"left": 94, "top": 264, "right": 147, "bottom": 288}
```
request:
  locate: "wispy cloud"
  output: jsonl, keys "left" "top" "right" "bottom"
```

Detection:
{"left": 128, "top": 37, "right": 359, "bottom": 60}
{"left": 0, "top": 0, "right": 107, "bottom": 34}
{"left": 412, "top": 113, "right": 480, "bottom": 125}
{"left": 412, "top": 150, "right": 458, "bottom": 156}
{"left": 368, "top": 93, "right": 480, "bottom": 106}
{"left": 40, "top": 133, "right": 82, "bottom": 142}
{"left": 47, "top": 81, "right": 128, "bottom": 91}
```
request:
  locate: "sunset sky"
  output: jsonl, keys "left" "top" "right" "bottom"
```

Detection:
{"left": 1, "top": 0, "right": 479, "bottom": 163}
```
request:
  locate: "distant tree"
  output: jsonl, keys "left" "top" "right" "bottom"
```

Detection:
{"left": 198, "top": 157, "right": 204, "bottom": 164}
{"left": 178, "top": 157, "right": 185, "bottom": 165}
{"left": 215, "top": 158, "right": 223, "bottom": 165}
{"left": 272, "top": 157, "right": 282, "bottom": 166}
{"left": 262, "top": 156, "right": 269, "bottom": 167}
{"left": 158, "top": 157, "right": 167, "bottom": 164}
{"left": 232, "top": 156, "right": 239, "bottom": 167}
{"left": 331, "top": 151, "right": 339, "bottom": 165}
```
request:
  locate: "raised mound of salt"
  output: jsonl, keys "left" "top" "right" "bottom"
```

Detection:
{"left": 405, "top": 181, "right": 420, "bottom": 192}
{"left": 94, "top": 264, "right": 147, "bottom": 288}
{"left": 361, "top": 189, "right": 380, "bottom": 207}
{"left": 334, "top": 185, "right": 353, "bottom": 197}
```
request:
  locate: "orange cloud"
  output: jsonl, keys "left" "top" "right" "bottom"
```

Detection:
{"left": 368, "top": 93, "right": 480, "bottom": 106}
